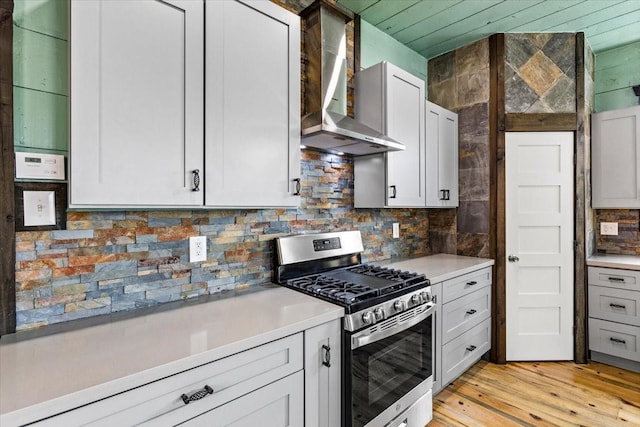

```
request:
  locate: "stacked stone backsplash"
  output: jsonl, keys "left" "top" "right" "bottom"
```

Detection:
{"left": 15, "top": 151, "right": 430, "bottom": 330}
{"left": 595, "top": 209, "right": 640, "bottom": 255}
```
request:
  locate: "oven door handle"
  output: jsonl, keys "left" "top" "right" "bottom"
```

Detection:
{"left": 351, "top": 303, "right": 435, "bottom": 350}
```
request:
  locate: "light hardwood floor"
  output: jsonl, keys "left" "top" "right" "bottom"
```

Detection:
{"left": 431, "top": 360, "right": 640, "bottom": 426}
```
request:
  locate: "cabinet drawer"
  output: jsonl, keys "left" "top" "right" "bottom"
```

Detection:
{"left": 589, "top": 318, "right": 640, "bottom": 362}
{"left": 443, "top": 267, "right": 492, "bottom": 303}
{"left": 589, "top": 285, "right": 640, "bottom": 326}
{"left": 441, "top": 318, "right": 491, "bottom": 387}
{"left": 441, "top": 286, "right": 491, "bottom": 344}
{"left": 588, "top": 266, "right": 640, "bottom": 292}
{"left": 33, "top": 333, "right": 303, "bottom": 426}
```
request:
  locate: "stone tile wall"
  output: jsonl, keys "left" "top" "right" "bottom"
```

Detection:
{"left": 594, "top": 209, "right": 640, "bottom": 255}
{"left": 428, "top": 39, "right": 491, "bottom": 258}
{"left": 15, "top": 151, "right": 431, "bottom": 330}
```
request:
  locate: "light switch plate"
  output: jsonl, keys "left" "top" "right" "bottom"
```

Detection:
{"left": 600, "top": 222, "right": 618, "bottom": 236}
{"left": 392, "top": 223, "right": 400, "bottom": 239}
{"left": 23, "top": 191, "right": 56, "bottom": 226}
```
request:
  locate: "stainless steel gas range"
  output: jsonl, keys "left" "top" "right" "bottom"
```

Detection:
{"left": 275, "top": 231, "right": 434, "bottom": 427}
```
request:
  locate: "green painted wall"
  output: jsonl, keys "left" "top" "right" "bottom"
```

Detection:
{"left": 13, "top": 0, "right": 68, "bottom": 155}
{"left": 359, "top": 20, "right": 427, "bottom": 85}
{"left": 594, "top": 40, "right": 640, "bottom": 112}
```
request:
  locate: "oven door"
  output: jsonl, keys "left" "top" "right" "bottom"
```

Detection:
{"left": 344, "top": 303, "right": 435, "bottom": 427}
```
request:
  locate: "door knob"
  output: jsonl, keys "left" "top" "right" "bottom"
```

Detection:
{"left": 508, "top": 255, "right": 519, "bottom": 262}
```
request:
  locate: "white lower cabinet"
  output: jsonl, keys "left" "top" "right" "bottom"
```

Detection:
{"left": 588, "top": 266, "right": 640, "bottom": 372}
{"left": 25, "top": 319, "right": 342, "bottom": 426}
{"left": 433, "top": 266, "right": 492, "bottom": 394}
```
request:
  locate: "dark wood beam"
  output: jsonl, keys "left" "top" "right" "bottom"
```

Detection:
{"left": 0, "top": 0, "right": 15, "bottom": 336}
{"left": 490, "top": 33, "right": 506, "bottom": 364}
{"left": 574, "top": 32, "right": 588, "bottom": 364}
{"left": 505, "top": 113, "right": 577, "bottom": 131}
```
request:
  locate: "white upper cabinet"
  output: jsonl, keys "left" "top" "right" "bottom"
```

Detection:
{"left": 70, "top": 0, "right": 204, "bottom": 208}
{"left": 205, "top": 0, "right": 300, "bottom": 208}
{"left": 354, "top": 62, "right": 425, "bottom": 207}
{"left": 70, "top": 0, "right": 300, "bottom": 209}
{"left": 425, "top": 101, "right": 459, "bottom": 208}
{"left": 592, "top": 105, "right": 640, "bottom": 208}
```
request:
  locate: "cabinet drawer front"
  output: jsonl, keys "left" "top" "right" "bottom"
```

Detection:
{"left": 441, "top": 318, "right": 491, "bottom": 387}
{"left": 589, "top": 318, "right": 640, "bottom": 362}
{"left": 442, "top": 286, "right": 491, "bottom": 344}
{"left": 33, "top": 333, "right": 303, "bottom": 426}
{"left": 588, "top": 266, "right": 640, "bottom": 292}
{"left": 443, "top": 267, "right": 492, "bottom": 303}
{"left": 589, "top": 285, "right": 640, "bottom": 326}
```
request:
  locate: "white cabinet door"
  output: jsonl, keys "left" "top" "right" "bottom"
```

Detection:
{"left": 304, "top": 319, "right": 341, "bottom": 427}
{"left": 425, "top": 101, "right": 458, "bottom": 208}
{"left": 205, "top": 0, "right": 300, "bottom": 208}
{"left": 182, "top": 371, "right": 304, "bottom": 427}
{"left": 592, "top": 105, "right": 640, "bottom": 208}
{"left": 355, "top": 62, "right": 425, "bottom": 207}
{"left": 70, "top": 0, "right": 204, "bottom": 208}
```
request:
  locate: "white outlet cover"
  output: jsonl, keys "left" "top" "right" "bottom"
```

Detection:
{"left": 189, "top": 236, "right": 207, "bottom": 263}
{"left": 600, "top": 222, "right": 618, "bottom": 236}
{"left": 392, "top": 223, "right": 400, "bottom": 238}
{"left": 23, "top": 191, "right": 56, "bottom": 226}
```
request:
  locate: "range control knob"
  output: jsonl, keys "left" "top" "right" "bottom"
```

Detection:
{"left": 421, "top": 291, "right": 431, "bottom": 303}
{"left": 362, "top": 311, "right": 374, "bottom": 325}
{"left": 393, "top": 300, "right": 407, "bottom": 312}
{"left": 374, "top": 307, "right": 386, "bottom": 321}
{"left": 411, "top": 294, "right": 422, "bottom": 305}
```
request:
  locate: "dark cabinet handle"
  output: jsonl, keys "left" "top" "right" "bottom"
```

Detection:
{"left": 608, "top": 277, "right": 625, "bottom": 282}
{"left": 192, "top": 169, "right": 200, "bottom": 192}
{"left": 440, "top": 189, "right": 451, "bottom": 200}
{"left": 466, "top": 345, "right": 477, "bottom": 352}
{"left": 467, "top": 281, "right": 477, "bottom": 286}
{"left": 609, "top": 303, "right": 626, "bottom": 309}
{"left": 610, "top": 337, "right": 626, "bottom": 344}
{"left": 181, "top": 385, "right": 213, "bottom": 405}
{"left": 322, "top": 344, "right": 331, "bottom": 368}
{"left": 293, "top": 178, "right": 301, "bottom": 196}
{"left": 389, "top": 185, "right": 397, "bottom": 198}
{"left": 466, "top": 309, "right": 477, "bottom": 315}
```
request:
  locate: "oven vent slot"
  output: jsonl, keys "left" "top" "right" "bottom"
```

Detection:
{"left": 378, "top": 318, "right": 398, "bottom": 331}
{"left": 399, "top": 308, "right": 418, "bottom": 323}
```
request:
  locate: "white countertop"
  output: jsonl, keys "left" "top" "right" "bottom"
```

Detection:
{"left": 378, "top": 254, "right": 494, "bottom": 283}
{"left": 0, "top": 285, "right": 343, "bottom": 424}
{"left": 587, "top": 254, "right": 640, "bottom": 271}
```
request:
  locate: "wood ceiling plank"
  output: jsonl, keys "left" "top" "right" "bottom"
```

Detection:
{"left": 363, "top": 0, "right": 460, "bottom": 31}
{"left": 513, "top": 0, "right": 625, "bottom": 32}
{"left": 544, "top": 0, "right": 640, "bottom": 32}
{"left": 583, "top": 9, "right": 640, "bottom": 39}
{"left": 389, "top": 0, "right": 501, "bottom": 45}
{"left": 410, "top": 0, "right": 545, "bottom": 58}
{"left": 336, "top": 0, "right": 381, "bottom": 15}
{"left": 588, "top": 20, "right": 640, "bottom": 53}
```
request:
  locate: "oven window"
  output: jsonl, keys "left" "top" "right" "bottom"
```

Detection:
{"left": 347, "top": 315, "right": 432, "bottom": 427}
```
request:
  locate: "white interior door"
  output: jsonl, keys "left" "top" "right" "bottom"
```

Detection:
{"left": 506, "top": 132, "right": 574, "bottom": 361}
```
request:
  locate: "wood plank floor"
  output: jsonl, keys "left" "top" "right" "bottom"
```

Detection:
{"left": 430, "top": 360, "right": 640, "bottom": 426}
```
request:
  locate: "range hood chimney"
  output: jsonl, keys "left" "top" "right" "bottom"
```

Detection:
{"left": 300, "top": 0, "right": 404, "bottom": 155}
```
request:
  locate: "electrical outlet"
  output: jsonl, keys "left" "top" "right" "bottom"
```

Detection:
{"left": 189, "top": 236, "right": 207, "bottom": 262}
{"left": 600, "top": 222, "right": 618, "bottom": 236}
{"left": 392, "top": 223, "right": 400, "bottom": 239}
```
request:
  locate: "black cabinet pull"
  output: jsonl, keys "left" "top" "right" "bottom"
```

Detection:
{"left": 440, "top": 189, "right": 446, "bottom": 200}
{"left": 466, "top": 309, "right": 477, "bottom": 315}
{"left": 192, "top": 169, "right": 200, "bottom": 192}
{"left": 322, "top": 344, "right": 331, "bottom": 368}
{"left": 467, "top": 281, "right": 478, "bottom": 286}
{"left": 389, "top": 185, "right": 397, "bottom": 198}
{"left": 609, "top": 303, "right": 626, "bottom": 309}
{"left": 293, "top": 178, "right": 301, "bottom": 196}
{"left": 181, "top": 385, "right": 213, "bottom": 405}
{"left": 466, "top": 345, "right": 477, "bottom": 352}
{"left": 610, "top": 337, "right": 626, "bottom": 345}
{"left": 608, "top": 277, "right": 625, "bottom": 282}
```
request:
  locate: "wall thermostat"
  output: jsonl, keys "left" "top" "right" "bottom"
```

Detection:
{"left": 15, "top": 152, "right": 65, "bottom": 180}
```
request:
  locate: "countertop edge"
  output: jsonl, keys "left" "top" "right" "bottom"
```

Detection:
{"left": 0, "top": 289, "right": 343, "bottom": 426}
{"left": 426, "top": 259, "right": 495, "bottom": 283}
{"left": 587, "top": 255, "right": 640, "bottom": 271}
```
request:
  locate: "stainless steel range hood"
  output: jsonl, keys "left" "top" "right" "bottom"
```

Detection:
{"left": 300, "top": 0, "right": 404, "bottom": 155}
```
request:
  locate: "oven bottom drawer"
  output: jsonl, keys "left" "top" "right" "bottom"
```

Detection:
{"left": 441, "top": 318, "right": 491, "bottom": 387}
{"left": 589, "top": 318, "right": 640, "bottom": 362}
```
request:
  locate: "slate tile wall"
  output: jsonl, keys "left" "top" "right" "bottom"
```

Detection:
{"left": 15, "top": 151, "right": 431, "bottom": 330}
{"left": 595, "top": 209, "right": 640, "bottom": 255}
